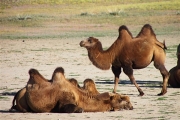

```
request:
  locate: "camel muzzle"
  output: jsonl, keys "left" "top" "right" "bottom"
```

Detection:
{"left": 79, "top": 41, "right": 85, "bottom": 47}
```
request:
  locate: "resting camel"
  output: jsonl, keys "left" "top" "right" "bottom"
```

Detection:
{"left": 80, "top": 24, "right": 169, "bottom": 96}
{"left": 168, "top": 44, "right": 180, "bottom": 88}
{"left": 82, "top": 79, "right": 100, "bottom": 95}
{"left": 10, "top": 78, "right": 99, "bottom": 112}
{"left": 69, "top": 78, "right": 100, "bottom": 96}
{"left": 10, "top": 70, "right": 82, "bottom": 113}
{"left": 26, "top": 67, "right": 133, "bottom": 112}
{"left": 69, "top": 78, "right": 81, "bottom": 88}
{"left": 9, "top": 87, "right": 31, "bottom": 112}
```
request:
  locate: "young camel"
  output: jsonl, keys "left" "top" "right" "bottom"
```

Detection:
{"left": 80, "top": 24, "right": 169, "bottom": 96}
{"left": 168, "top": 44, "right": 180, "bottom": 88}
{"left": 26, "top": 67, "right": 133, "bottom": 112}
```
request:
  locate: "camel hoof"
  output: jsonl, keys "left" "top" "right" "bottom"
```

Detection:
{"left": 112, "top": 90, "right": 116, "bottom": 93}
{"left": 138, "top": 92, "right": 144, "bottom": 96}
{"left": 157, "top": 90, "right": 167, "bottom": 96}
{"left": 157, "top": 92, "right": 166, "bottom": 96}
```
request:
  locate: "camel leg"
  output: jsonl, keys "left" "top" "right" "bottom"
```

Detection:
{"left": 154, "top": 64, "right": 169, "bottom": 96}
{"left": 111, "top": 66, "right": 121, "bottom": 93}
{"left": 123, "top": 67, "right": 144, "bottom": 96}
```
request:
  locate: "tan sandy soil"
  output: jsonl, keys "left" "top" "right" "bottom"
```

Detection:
{"left": 0, "top": 34, "right": 180, "bottom": 119}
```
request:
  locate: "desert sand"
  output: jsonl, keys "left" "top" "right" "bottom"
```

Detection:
{"left": 0, "top": 34, "right": 180, "bottom": 119}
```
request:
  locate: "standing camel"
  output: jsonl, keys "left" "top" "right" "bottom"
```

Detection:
{"left": 80, "top": 24, "right": 169, "bottom": 96}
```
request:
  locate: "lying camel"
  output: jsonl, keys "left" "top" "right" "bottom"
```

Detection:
{"left": 69, "top": 78, "right": 100, "bottom": 96}
{"left": 10, "top": 70, "right": 82, "bottom": 113}
{"left": 80, "top": 24, "right": 169, "bottom": 96}
{"left": 69, "top": 78, "right": 81, "bottom": 88}
{"left": 26, "top": 67, "right": 133, "bottom": 112}
{"left": 10, "top": 78, "right": 99, "bottom": 112}
{"left": 168, "top": 44, "right": 180, "bottom": 88}
{"left": 82, "top": 78, "right": 100, "bottom": 95}
{"left": 9, "top": 87, "right": 31, "bottom": 112}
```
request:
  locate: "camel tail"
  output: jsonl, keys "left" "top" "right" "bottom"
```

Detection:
{"left": 9, "top": 91, "right": 18, "bottom": 111}
{"left": 156, "top": 40, "right": 167, "bottom": 50}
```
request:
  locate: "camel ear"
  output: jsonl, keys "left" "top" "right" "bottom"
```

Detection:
{"left": 96, "top": 92, "right": 115, "bottom": 100}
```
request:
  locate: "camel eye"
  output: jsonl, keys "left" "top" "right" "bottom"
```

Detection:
{"left": 88, "top": 39, "right": 92, "bottom": 43}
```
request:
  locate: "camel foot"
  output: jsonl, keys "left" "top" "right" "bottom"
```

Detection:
{"left": 112, "top": 90, "right": 116, "bottom": 93}
{"left": 138, "top": 92, "right": 144, "bottom": 96}
{"left": 157, "top": 91, "right": 167, "bottom": 96}
{"left": 138, "top": 90, "right": 144, "bottom": 96}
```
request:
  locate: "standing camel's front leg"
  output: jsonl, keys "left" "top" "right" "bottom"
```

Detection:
{"left": 111, "top": 66, "right": 121, "bottom": 93}
{"left": 123, "top": 66, "right": 144, "bottom": 96}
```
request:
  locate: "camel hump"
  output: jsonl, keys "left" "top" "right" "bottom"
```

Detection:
{"left": 53, "top": 67, "right": 64, "bottom": 74}
{"left": 29, "top": 69, "right": 40, "bottom": 76}
{"left": 137, "top": 24, "right": 156, "bottom": 37}
{"left": 118, "top": 25, "right": 129, "bottom": 32}
{"left": 118, "top": 25, "right": 133, "bottom": 39}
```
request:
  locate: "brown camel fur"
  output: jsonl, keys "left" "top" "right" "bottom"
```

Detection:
{"left": 69, "top": 78, "right": 81, "bottom": 88}
{"left": 26, "top": 67, "right": 133, "bottom": 112}
{"left": 69, "top": 78, "right": 100, "bottom": 96}
{"left": 9, "top": 87, "right": 31, "bottom": 112}
{"left": 82, "top": 79, "right": 100, "bottom": 95}
{"left": 80, "top": 24, "right": 169, "bottom": 96}
{"left": 26, "top": 68, "right": 84, "bottom": 113}
{"left": 10, "top": 69, "right": 82, "bottom": 113}
{"left": 168, "top": 44, "right": 180, "bottom": 88}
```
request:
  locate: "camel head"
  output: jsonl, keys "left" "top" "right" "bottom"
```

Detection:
{"left": 110, "top": 93, "right": 133, "bottom": 111}
{"left": 80, "top": 37, "right": 102, "bottom": 49}
{"left": 96, "top": 92, "right": 133, "bottom": 111}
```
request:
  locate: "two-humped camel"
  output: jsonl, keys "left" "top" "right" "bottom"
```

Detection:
{"left": 69, "top": 78, "right": 100, "bottom": 96}
{"left": 10, "top": 78, "right": 99, "bottom": 112}
{"left": 168, "top": 44, "right": 180, "bottom": 88}
{"left": 10, "top": 67, "right": 133, "bottom": 113}
{"left": 80, "top": 24, "right": 169, "bottom": 96}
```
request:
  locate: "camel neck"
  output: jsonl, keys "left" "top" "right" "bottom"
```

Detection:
{"left": 88, "top": 48, "right": 113, "bottom": 70}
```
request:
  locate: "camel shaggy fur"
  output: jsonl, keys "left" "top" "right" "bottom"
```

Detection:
{"left": 26, "top": 67, "right": 133, "bottom": 112}
{"left": 69, "top": 78, "right": 100, "bottom": 96}
{"left": 82, "top": 79, "right": 100, "bottom": 95}
{"left": 9, "top": 87, "right": 31, "bottom": 112}
{"left": 80, "top": 24, "right": 169, "bottom": 96}
{"left": 10, "top": 69, "right": 82, "bottom": 113}
{"left": 168, "top": 44, "right": 180, "bottom": 88}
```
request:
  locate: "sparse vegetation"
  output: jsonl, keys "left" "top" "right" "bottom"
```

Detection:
{"left": 0, "top": 0, "right": 179, "bottom": 39}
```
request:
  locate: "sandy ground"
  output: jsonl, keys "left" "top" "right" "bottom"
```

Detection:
{"left": 0, "top": 34, "right": 180, "bottom": 120}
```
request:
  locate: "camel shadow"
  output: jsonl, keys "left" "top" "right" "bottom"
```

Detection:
{"left": 0, "top": 92, "right": 16, "bottom": 96}
{"left": 95, "top": 79, "right": 162, "bottom": 88}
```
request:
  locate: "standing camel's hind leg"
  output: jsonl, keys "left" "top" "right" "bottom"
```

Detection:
{"left": 154, "top": 64, "right": 169, "bottom": 95}
{"left": 123, "top": 66, "right": 144, "bottom": 96}
{"left": 111, "top": 66, "right": 121, "bottom": 93}
{"left": 154, "top": 50, "right": 169, "bottom": 95}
